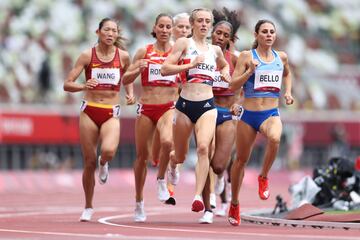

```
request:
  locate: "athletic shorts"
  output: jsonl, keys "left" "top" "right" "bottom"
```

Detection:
{"left": 175, "top": 96, "right": 215, "bottom": 124}
{"left": 80, "top": 100, "right": 120, "bottom": 128}
{"left": 240, "top": 108, "right": 280, "bottom": 132}
{"left": 137, "top": 101, "right": 175, "bottom": 123}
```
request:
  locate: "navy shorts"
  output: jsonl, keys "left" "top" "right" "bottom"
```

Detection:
{"left": 216, "top": 106, "right": 233, "bottom": 126}
{"left": 175, "top": 96, "right": 215, "bottom": 123}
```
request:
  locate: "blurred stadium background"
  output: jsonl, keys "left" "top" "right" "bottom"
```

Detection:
{"left": 0, "top": 0, "right": 359, "bottom": 170}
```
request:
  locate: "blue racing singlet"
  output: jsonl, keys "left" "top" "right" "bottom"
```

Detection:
{"left": 243, "top": 49, "right": 283, "bottom": 98}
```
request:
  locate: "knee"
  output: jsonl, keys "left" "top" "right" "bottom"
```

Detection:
{"left": 83, "top": 158, "right": 96, "bottom": 171}
{"left": 267, "top": 134, "right": 281, "bottom": 145}
{"left": 212, "top": 163, "right": 225, "bottom": 175}
{"left": 175, "top": 152, "right": 186, "bottom": 164}
{"left": 161, "top": 140, "right": 172, "bottom": 153}
{"left": 135, "top": 151, "right": 148, "bottom": 165}
{"left": 101, "top": 147, "right": 117, "bottom": 160}
{"left": 233, "top": 157, "right": 247, "bottom": 170}
{"left": 196, "top": 143, "right": 209, "bottom": 158}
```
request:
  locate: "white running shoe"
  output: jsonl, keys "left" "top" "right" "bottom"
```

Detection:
{"left": 79, "top": 208, "right": 94, "bottom": 222}
{"left": 215, "top": 203, "right": 228, "bottom": 217}
{"left": 214, "top": 175, "right": 225, "bottom": 195}
{"left": 157, "top": 178, "right": 170, "bottom": 202}
{"left": 199, "top": 211, "right": 214, "bottom": 224}
{"left": 98, "top": 156, "right": 109, "bottom": 185}
{"left": 167, "top": 165, "right": 179, "bottom": 185}
{"left": 134, "top": 201, "right": 146, "bottom": 222}
{"left": 210, "top": 193, "right": 216, "bottom": 209}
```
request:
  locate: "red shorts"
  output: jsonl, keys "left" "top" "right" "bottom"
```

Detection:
{"left": 137, "top": 101, "right": 175, "bottom": 123}
{"left": 81, "top": 100, "right": 121, "bottom": 128}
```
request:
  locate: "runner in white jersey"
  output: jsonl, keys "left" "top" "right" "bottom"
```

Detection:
{"left": 161, "top": 8, "right": 231, "bottom": 217}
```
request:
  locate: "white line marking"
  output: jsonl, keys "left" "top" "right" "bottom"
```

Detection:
{"left": 98, "top": 212, "right": 360, "bottom": 240}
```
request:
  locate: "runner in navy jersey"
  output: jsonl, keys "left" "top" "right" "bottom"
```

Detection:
{"left": 161, "top": 8, "right": 231, "bottom": 216}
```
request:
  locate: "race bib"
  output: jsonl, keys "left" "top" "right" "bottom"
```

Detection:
{"left": 112, "top": 105, "right": 121, "bottom": 118}
{"left": 136, "top": 103, "right": 143, "bottom": 116}
{"left": 212, "top": 71, "right": 229, "bottom": 88}
{"left": 188, "top": 62, "right": 215, "bottom": 80}
{"left": 91, "top": 68, "right": 120, "bottom": 85}
{"left": 254, "top": 70, "right": 282, "bottom": 92}
{"left": 148, "top": 64, "right": 176, "bottom": 82}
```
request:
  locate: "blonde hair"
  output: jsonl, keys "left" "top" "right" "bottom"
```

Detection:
{"left": 189, "top": 8, "right": 213, "bottom": 24}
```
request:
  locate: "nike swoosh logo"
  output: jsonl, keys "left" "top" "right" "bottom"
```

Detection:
{"left": 92, "top": 63, "right": 101, "bottom": 67}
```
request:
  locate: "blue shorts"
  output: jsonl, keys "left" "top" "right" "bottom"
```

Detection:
{"left": 216, "top": 106, "right": 233, "bottom": 126}
{"left": 175, "top": 96, "right": 215, "bottom": 123}
{"left": 241, "top": 108, "right": 280, "bottom": 131}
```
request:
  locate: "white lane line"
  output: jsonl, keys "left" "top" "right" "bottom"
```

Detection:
{"left": 0, "top": 228, "right": 126, "bottom": 239}
{"left": 99, "top": 212, "right": 360, "bottom": 240}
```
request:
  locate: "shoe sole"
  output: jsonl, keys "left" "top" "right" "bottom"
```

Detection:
{"left": 99, "top": 175, "right": 108, "bottom": 185}
{"left": 228, "top": 217, "right": 240, "bottom": 226}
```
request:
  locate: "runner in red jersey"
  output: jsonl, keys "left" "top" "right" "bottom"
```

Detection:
{"left": 63, "top": 18, "right": 135, "bottom": 222}
{"left": 122, "top": 13, "right": 178, "bottom": 222}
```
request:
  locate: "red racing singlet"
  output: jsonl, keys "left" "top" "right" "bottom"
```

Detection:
{"left": 85, "top": 47, "right": 123, "bottom": 91}
{"left": 141, "top": 44, "right": 178, "bottom": 87}
{"left": 212, "top": 50, "right": 235, "bottom": 96}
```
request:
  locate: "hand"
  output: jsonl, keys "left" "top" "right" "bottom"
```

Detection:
{"left": 230, "top": 103, "right": 243, "bottom": 116}
{"left": 138, "top": 59, "right": 148, "bottom": 72}
{"left": 248, "top": 59, "right": 259, "bottom": 74}
{"left": 126, "top": 94, "right": 136, "bottom": 105}
{"left": 85, "top": 78, "right": 98, "bottom": 90}
{"left": 191, "top": 55, "right": 205, "bottom": 68}
{"left": 220, "top": 71, "right": 231, "bottom": 83}
{"left": 284, "top": 93, "right": 294, "bottom": 105}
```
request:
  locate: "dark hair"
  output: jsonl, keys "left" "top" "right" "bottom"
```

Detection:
{"left": 151, "top": 13, "right": 173, "bottom": 38}
{"left": 212, "top": 7, "right": 241, "bottom": 42}
{"left": 252, "top": 19, "right": 275, "bottom": 49}
{"left": 98, "top": 18, "right": 127, "bottom": 50}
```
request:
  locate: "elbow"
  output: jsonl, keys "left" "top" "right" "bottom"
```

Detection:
{"left": 63, "top": 84, "right": 69, "bottom": 92}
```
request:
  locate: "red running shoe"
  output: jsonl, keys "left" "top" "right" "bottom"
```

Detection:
{"left": 258, "top": 175, "right": 270, "bottom": 200}
{"left": 151, "top": 158, "right": 159, "bottom": 167}
{"left": 191, "top": 195, "right": 204, "bottom": 212}
{"left": 228, "top": 203, "right": 240, "bottom": 226}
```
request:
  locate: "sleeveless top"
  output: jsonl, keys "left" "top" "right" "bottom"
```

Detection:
{"left": 213, "top": 50, "right": 235, "bottom": 96}
{"left": 141, "top": 44, "right": 177, "bottom": 87}
{"left": 85, "top": 47, "right": 123, "bottom": 91}
{"left": 181, "top": 38, "right": 217, "bottom": 86}
{"left": 243, "top": 49, "right": 283, "bottom": 98}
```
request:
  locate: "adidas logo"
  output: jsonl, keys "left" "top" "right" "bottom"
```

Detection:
{"left": 203, "top": 102, "right": 211, "bottom": 108}
{"left": 191, "top": 50, "right": 198, "bottom": 55}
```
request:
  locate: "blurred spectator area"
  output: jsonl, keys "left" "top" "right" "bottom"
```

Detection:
{"left": 0, "top": 1, "right": 359, "bottom": 170}
{"left": 0, "top": 0, "right": 359, "bottom": 111}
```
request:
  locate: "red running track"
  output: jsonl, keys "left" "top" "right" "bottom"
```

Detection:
{"left": 0, "top": 168, "right": 359, "bottom": 240}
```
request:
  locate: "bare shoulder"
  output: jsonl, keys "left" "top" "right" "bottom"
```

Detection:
{"left": 118, "top": 48, "right": 130, "bottom": 58}
{"left": 135, "top": 46, "right": 147, "bottom": 57}
{"left": 212, "top": 44, "right": 222, "bottom": 54}
{"left": 78, "top": 48, "right": 92, "bottom": 65}
{"left": 173, "top": 37, "right": 189, "bottom": 49}
{"left": 277, "top": 50, "right": 288, "bottom": 62}
{"left": 237, "top": 50, "right": 252, "bottom": 62}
